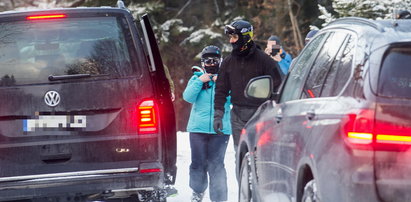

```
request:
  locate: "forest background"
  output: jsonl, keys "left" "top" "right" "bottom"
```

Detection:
{"left": 2, "top": 0, "right": 409, "bottom": 131}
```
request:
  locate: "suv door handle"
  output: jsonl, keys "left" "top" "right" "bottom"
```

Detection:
{"left": 306, "top": 111, "right": 315, "bottom": 120}
{"left": 275, "top": 114, "right": 282, "bottom": 123}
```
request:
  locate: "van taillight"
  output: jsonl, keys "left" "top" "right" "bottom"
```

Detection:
{"left": 344, "top": 109, "right": 411, "bottom": 151}
{"left": 138, "top": 99, "right": 158, "bottom": 134}
{"left": 26, "top": 14, "right": 66, "bottom": 20}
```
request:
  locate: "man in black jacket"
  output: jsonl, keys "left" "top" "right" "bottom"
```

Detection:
{"left": 213, "top": 19, "right": 283, "bottom": 155}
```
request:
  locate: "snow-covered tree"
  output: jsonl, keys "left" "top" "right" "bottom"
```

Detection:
{"left": 319, "top": 0, "right": 411, "bottom": 27}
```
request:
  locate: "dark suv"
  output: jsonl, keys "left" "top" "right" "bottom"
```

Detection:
{"left": 238, "top": 17, "right": 411, "bottom": 202}
{"left": 0, "top": 4, "right": 176, "bottom": 202}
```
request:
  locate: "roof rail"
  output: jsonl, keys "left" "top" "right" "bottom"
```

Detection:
{"left": 327, "top": 17, "right": 384, "bottom": 32}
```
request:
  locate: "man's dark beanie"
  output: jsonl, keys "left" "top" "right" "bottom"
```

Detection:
{"left": 398, "top": 10, "right": 411, "bottom": 19}
{"left": 268, "top": 35, "right": 281, "bottom": 45}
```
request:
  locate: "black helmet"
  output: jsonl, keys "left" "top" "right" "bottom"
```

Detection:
{"left": 224, "top": 20, "right": 253, "bottom": 38}
{"left": 200, "top": 45, "right": 221, "bottom": 74}
{"left": 201, "top": 45, "right": 221, "bottom": 58}
{"left": 225, "top": 20, "right": 254, "bottom": 56}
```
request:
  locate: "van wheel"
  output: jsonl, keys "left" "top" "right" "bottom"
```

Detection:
{"left": 302, "top": 179, "right": 320, "bottom": 202}
{"left": 238, "top": 152, "right": 253, "bottom": 202}
{"left": 134, "top": 191, "right": 167, "bottom": 202}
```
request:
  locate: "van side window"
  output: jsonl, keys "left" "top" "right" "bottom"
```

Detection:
{"left": 302, "top": 32, "right": 347, "bottom": 99}
{"left": 279, "top": 33, "right": 327, "bottom": 103}
{"left": 322, "top": 35, "right": 355, "bottom": 97}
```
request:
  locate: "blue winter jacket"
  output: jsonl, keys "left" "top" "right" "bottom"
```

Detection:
{"left": 278, "top": 50, "right": 293, "bottom": 75}
{"left": 183, "top": 73, "right": 232, "bottom": 135}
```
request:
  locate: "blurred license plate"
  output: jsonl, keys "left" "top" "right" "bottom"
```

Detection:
{"left": 23, "top": 115, "right": 86, "bottom": 132}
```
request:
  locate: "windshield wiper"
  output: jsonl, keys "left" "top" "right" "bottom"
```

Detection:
{"left": 48, "top": 74, "right": 91, "bottom": 81}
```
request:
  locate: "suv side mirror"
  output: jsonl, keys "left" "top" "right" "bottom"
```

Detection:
{"left": 244, "top": 75, "right": 273, "bottom": 100}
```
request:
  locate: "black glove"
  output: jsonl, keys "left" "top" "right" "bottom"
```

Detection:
{"left": 213, "top": 110, "right": 224, "bottom": 135}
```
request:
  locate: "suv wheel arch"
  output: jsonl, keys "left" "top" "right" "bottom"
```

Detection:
{"left": 296, "top": 164, "right": 314, "bottom": 202}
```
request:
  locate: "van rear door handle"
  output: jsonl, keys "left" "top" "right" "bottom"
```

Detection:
{"left": 306, "top": 111, "right": 315, "bottom": 120}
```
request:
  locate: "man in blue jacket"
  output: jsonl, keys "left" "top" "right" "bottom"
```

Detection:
{"left": 183, "top": 45, "right": 231, "bottom": 202}
{"left": 265, "top": 35, "right": 293, "bottom": 75}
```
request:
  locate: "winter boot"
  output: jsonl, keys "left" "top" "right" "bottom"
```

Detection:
{"left": 191, "top": 192, "right": 204, "bottom": 202}
{"left": 164, "top": 185, "right": 178, "bottom": 197}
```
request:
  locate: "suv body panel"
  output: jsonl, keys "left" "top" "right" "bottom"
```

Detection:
{"left": 239, "top": 17, "right": 411, "bottom": 202}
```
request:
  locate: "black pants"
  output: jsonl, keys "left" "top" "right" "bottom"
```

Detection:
{"left": 230, "top": 105, "right": 258, "bottom": 155}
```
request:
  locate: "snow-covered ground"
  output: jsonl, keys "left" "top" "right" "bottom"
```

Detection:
{"left": 168, "top": 131, "right": 238, "bottom": 202}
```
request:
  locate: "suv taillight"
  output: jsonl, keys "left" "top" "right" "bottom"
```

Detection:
{"left": 343, "top": 109, "right": 411, "bottom": 151}
{"left": 374, "top": 119, "right": 411, "bottom": 150}
{"left": 138, "top": 99, "right": 158, "bottom": 134}
{"left": 343, "top": 109, "right": 375, "bottom": 150}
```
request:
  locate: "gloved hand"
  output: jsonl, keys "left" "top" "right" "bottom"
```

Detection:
{"left": 213, "top": 110, "right": 224, "bottom": 135}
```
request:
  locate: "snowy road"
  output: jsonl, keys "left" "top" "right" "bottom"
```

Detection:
{"left": 168, "top": 131, "right": 238, "bottom": 202}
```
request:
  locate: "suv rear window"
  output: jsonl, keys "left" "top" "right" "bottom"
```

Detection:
{"left": 0, "top": 15, "right": 136, "bottom": 86}
{"left": 378, "top": 47, "right": 411, "bottom": 99}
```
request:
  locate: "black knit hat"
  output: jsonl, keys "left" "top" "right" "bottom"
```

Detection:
{"left": 268, "top": 35, "right": 281, "bottom": 45}
{"left": 397, "top": 10, "right": 411, "bottom": 19}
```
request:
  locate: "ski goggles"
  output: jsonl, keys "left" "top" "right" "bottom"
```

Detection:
{"left": 224, "top": 25, "right": 237, "bottom": 35}
{"left": 202, "top": 57, "right": 220, "bottom": 66}
{"left": 224, "top": 24, "right": 253, "bottom": 36}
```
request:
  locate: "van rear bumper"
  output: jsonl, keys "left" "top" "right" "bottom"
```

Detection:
{"left": 0, "top": 163, "right": 164, "bottom": 201}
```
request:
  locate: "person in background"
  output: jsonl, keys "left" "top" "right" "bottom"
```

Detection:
{"left": 396, "top": 10, "right": 411, "bottom": 19}
{"left": 213, "top": 20, "right": 282, "bottom": 159}
{"left": 305, "top": 29, "right": 318, "bottom": 45}
{"left": 183, "top": 45, "right": 232, "bottom": 202}
{"left": 264, "top": 35, "right": 292, "bottom": 75}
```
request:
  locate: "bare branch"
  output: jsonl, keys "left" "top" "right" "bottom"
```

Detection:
{"left": 214, "top": 0, "right": 220, "bottom": 15}
{"left": 287, "top": 0, "right": 304, "bottom": 50}
{"left": 174, "top": 0, "right": 192, "bottom": 18}
{"left": 10, "top": 0, "right": 15, "bottom": 9}
{"left": 69, "top": 0, "right": 86, "bottom": 8}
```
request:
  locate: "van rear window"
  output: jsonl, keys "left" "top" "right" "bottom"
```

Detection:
{"left": 0, "top": 16, "right": 136, "bottom": 85}
{"left": 378, "top": 47, "right": 411, "bottom": 99}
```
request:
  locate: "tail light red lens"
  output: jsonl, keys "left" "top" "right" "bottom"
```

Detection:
{"left": 26, "top": 14, "right": 67, "bottom": 20}
{"left": 344, "top": 109, "right": 411, "bottom": 151}
{"left": 375, "top": 120, "right": 411, "bottom": 148}
{"left": 138, "top": 99, "right": 158, "bottom": 134}
{"left": 343, "top": 109, "right": 375, "bottom": 150}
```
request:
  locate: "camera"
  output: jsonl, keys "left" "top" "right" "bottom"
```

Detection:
{"left": 270, "top": 44, "right": 281, "bottom": 56}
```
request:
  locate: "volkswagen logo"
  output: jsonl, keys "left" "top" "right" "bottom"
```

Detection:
{"left": 44, "top": 91, "right": 60, "bottom": 107}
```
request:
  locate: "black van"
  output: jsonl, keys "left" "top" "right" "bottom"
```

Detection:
{"left": 0, "top": 4, "right": 176, "bottom": 202}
